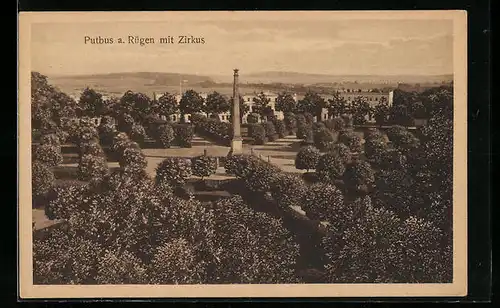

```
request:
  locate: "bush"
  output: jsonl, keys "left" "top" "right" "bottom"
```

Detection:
{"left": 45, "top": 183, "right": 88, "bottom": 220}
{"left": 119, "top": 148, "right": 147, "bottom": 174}
{"left": 32, "top": 161, "right": 55, "bottom": 201}
{"left": 173, "top": 124, "right": 194, "bottom": 148}
{"left": 156, "top": 157, "right": 192, "bottom": 186}
{"left": 304, "top": 112, "right": 314, "bottom": 125}
{"left": 283, "top": 113, "right": 297, "bottom": 135}
{"left": 273, "top": 119, "right": 286, "bottom": 138}
{"left": 71, "top": 125, "right": 99, "bottom": 146}
{"left": 386, "top": 126, "right": 420, "bottom": 154}
{"left": 295, "top": 145, "right": 320, "bottom": 171}
{"left": 313, "top": 127, "right": 335, "bottom": 151}
{"left": 263, "top": 121, "right": 277, "bottom": 142}
{"left": 224, "top": 154, "right": 261, "bottom": 178}
{"left": 316, "top": 152, "right": 346, "bottom": 183}
{"left": 80, "top": 141, "right": 105, "bottom": 158}
{"left": 312, "top": 122, "right": 326, "bottom": 132}
{"left": 117, "top": 113, "right": 134, "bottom": 133}
{"left": 302, "top": 182, "right": 344, "bottom": 223}
{"left": 129, "top": 124, "right": 147, "bottom": 145}
{"left": 325, "top": 117, "right": 345, "bottom": 131}
{"left": 343, "top": 159, "right": 375, "bottom": 193}
{"left": 243, "top": 160, "right": 280, "bottom": 193}
{"left": 40, "top": 134, "right": 61, "bottom": 146}
{"left": 341, "top": 114, "right": 353, "bottom": 128}
{"left": 247, "top": 113, "right": 259, "bottom": 124}
{"left": 338, "top": 130, "right": 363, "bottom": 153}
{"left": 364, "top": 138, "right": 389, "bottom": 165}
{"left": 270, "top": 173, "right": 307, "bottom": 210}
{"left": 191, "top": 155, "right": 217, "bottom": 179}
{"left": 296, "top": 123, "right": 313, "bottom": 141}
{"left": 155, "top": 124, "right": 175, "bottom": 148}
{"left": 95, "top": 249, "right": 148, "bottom": 284}
{"left": 325, "top": 143, "right": 352, "bottom": 164}
{"left": 55, "top": 130, "right": 70, "bottom": 144}
{"left": 77, "top": 154, "right": 109, "bottom": 181}
{"left": 364, "top": 128, "right": 385, "bottom": 142}
{"left": 33, "top": 144, "right": 63, "bottom": 167}
{"left": 98, "top": 123, "right": 117, "bottom": 147}
{"left": 250, "top": 124, "right": 266, "bottom": 145}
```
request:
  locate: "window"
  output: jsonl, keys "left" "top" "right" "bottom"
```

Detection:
{"left": 274, "top": 98, "right": 278, "bottom": 102}
{"left": 247, "top": 98, "right": 251, "bottom": 101}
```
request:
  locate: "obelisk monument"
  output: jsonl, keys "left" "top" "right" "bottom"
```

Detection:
{"left": 230, "top": 69, "right": 243, "bottom": 154}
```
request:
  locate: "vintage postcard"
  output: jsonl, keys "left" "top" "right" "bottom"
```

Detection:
{"left": 18, "top": 11, "right": 467, "bottom": 298}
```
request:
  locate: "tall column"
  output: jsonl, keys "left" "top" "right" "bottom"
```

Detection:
{"left": 231, "top": 69, "right": 243, "bottom": 154}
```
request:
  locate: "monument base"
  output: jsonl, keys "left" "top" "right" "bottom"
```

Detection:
{"left": 230, "top": 138, "right": 243, "bottom": 155}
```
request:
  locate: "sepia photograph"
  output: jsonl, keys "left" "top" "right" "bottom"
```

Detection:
{"left": 18, "top": 11, "right": 467, "bottom": 298}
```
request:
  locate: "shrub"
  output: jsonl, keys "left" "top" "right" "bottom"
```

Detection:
{"left": 343, "top": 159, "right": 375, "bottom": 193}
{"left": 156, "top": 124, "right": 175, "bottom": 148}
{"left": 77, "top": 154, "right": 109, "bottom": 181}
{"left": 296, "top": 123, "right": 313, "bottom": 142}
{"left": 45, "top": 183, "right": 88, "bottom": 220}
{"left": 304, "top": 112, "right": 314, "bottom": 125}
{"left": 313, "top": 127, "right": 335, "bottom": 151}
{"left": 80, "top": 141, "right": 105, "bottom": 158}
{"left": 364, "top": 137, "right": 389, "bottom": 163}
{"left": 32, "top": 161, "right": 55, "bottom": 201}
{"left": 33, "top": 144, "right": 63, "bottom": 167}
{"left": 246, "top": 113, "right": 259, "bottom": 124}
{"left": 270, "top": 173, "right": 307, "bottom": 210}
{"left": 273, "top": 119, "right": 286, "bottom": 138}
{"left": 250, "top": 124, "right": 266, "bottom": 145}
{"left": 149, "top": 238, "right": 206, "bottom": 284}
{"left": 295, "top": 145, "right": 320, "bottom": 171}
{"left": 119, "top": 148, "right": 147, "bottom": 174}
{"left": 72, "top": 125, "right": 99, "bottom": 146}
{"left": 224, "top": 154, "right": 261, "bottom": 178}
{"left": 243, "top": 160, "right": 280, "bottom": 193}
{"left": 117, "top": 113, "right": 134, "bottom": 133}
{"left": 284, "top": 112, "right": 297, "bottom": 135}
{"left": 386, "top": 126, "right": 420, "bottom": 154}
{"left": 364, "top": 128, "right": 385, "bottom": 142}
{"left": 325, "top": 117, "right": 345, "bottom": 131}
{"left": 338, "top": 130, "right": 363, "bottom": 153}
{"left": 316, "top": 152, "right": 346, "bottom": 183}
{"left": 263, "top": 121, "right": 277, "bottom": 142}
{"left": 129, "top": 124, "right": 147, "bottom": 145}
{"left": 325, "top": 143, "right": 352, "bottom": 164}
{"left": 156, "top": 157, "right": 192, "bottom": 186}
{"left": 174, "top": 124, "right": 194, "bottom": 148}
{"left": 322, "top": 196, "right": 404, "bottom": 283}
{"left": 312, "top": 122, "right": 326, "bottom": 132}
{"left": 95, "top": 249, "right": 148, "bottom": 284}
{"left": 191, "top": 155, "right": 217, "bottom": 179}
{"left": 55, "top": 130, "right": 70, "bottom": 144}
{"left": 40, "top": 134, "right": 61, "bottom": 146}
{"left": 210, "top": 196, "right": 300, "bottom": 283}
{"left": 341, "top": 114, "right": 353, "bottom": 128}
{"left": 302, "top": 182, "right": 345, "bottom": 223}
{"left": 98, "top": 123, "right": 117, "bottom": 146}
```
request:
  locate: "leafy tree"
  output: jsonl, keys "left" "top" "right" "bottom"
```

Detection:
{"left": 389, "top": 105, "right": 414, "bottom": 126}
{"left": 263, "top": 121, "right": 277, "bottom": 142}
{"left": 32, "top": 161, "right": 55, "bottom": 203}
{"left": 250, "top": 124, "right": 266, "bottom": 145}
{"left": 152, "top": 92, "right": 178, "bottom": 118}
{"left": 325, "top": 143, "right": 352, "bottom": 164}
{"left": 343, "top": 160, "right": 375, "bottom": 194}
{"left": 205, "top": 91, "right": 230, "bottom": 116}
{"left": 77, "top": 154, "right": 109, "bottom": 181}
{"left": 338, "top": 130, "right": 363, "bottom": 153}
{"left": 270, "top": 173, "right": 307, "bottom": 210}
{"left": 119, "top": 148, "right": 147, "bottom": 175}
{"left": 129, "top": 124, "right": 147, "bottom": 145}
{"left": 252, "top": 92, "right": 271, "bottom": 118}
{"left": 350, "top": 97, "right": 372, "bottom": 125}
{"left": 296, "top": 91, "right": 326, "bottom": 121}
{"left": 275, "top": 92, "right": 296, "bottom": 113}
{"left": 155, "top": 124, "right": 175, "bottom": 148}
{"left": 386, "top": 125, "right": 420, "bottom": 155}
{"left": 273, "top": 119, "right": 286, "bottom": 138}
{"left": 328, "top": 92, "right": 348, "bottom": 118}
{"left": 228, "top": 95, "right": 249, "bottom": 122}
{"left": 283, "top": 112, "right": 297, "bottom": 135}
{"left": 79, "top": 88, "right": 104, "bottom": 117}
{"left": 33, "top": 144, "right": 63, "bottom": 167}
{"left": 374, "top": 97, "right": 390, "bottom": 125}
{"left": 295, "top": 145, "right": 320, "bottom": 171}
{"left": 179, "top": 90, "right": 205, "bottom": 122}
{"left": 119, "top": 91, "right": 152, "bottom": 123}
{"left": 246, "top": 113, "right": 259, "bottom": 124}
{"left": 313, "top": 127, "right": 335, "bottom": 151}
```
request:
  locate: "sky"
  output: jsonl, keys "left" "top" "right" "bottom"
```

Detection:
{"left": 31, "top": 16, "right": 454, "bottom": 77}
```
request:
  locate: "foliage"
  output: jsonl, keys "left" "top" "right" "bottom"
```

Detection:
{"left": 205, "top": 91, "right": 230, "bottom": 115}
{"left": 79, "top": 87, "right": 104, "bottom": 117}
{"left": 152, "top": 92, "right": 178, "bottom": 117}
{"left": 343, "top": 160, "right": 375, "bottom": 193}
{"left": 250, "top": 123, "right": 266, "bottom": 145}
{"left": 45, "top": 183, "right": 88, "bottom": 220}
{"left": 327, "top": 93, "right": 348, "bottom": 118}
{"left": 386, "top": 125, "right": 420, "bottom": 155}
{"left": 224, "top": 154, "right": 261, "bottom": 178}
{"left": 350, "top": 97, "right": 372, "bottom": 125}
{"left": 242, "top": 160, "right": 280, "bottom": 193}
{"left": 316, "top": 152, "right": 346, "bottom": 183}
{"left": 338, "top": 130, "right": 363, "bottom": 153}
{"left": 98, "top": 122, "right": 117, "bottom": 146}
{"left": 179, "top": 90, "right": 205, "bottom": 119}
{"left": 193, "top": 116, "right": 232, "bottom": 145}
{"left": 273, "top": 119, "right": 287, "bottom": 138}
{"left": 119, "top": 148, "right": 147, "bottom": 175}
{"left": 191, "top": 155, "right": 217, "bottom": 179}
{"left": 33, "top": 144, "right": 63, "bottom": 167}
{"left": 302, "top": 182, "right": 345, "bottom": 223}
{"left": 77, "top": 154, "right": 109, "bottom": 181}
{"left": 117, "top": 113, "right": 135, "bottom": 133}
{"left": 156, "top": 157, "right": 192, "bottom": 186}
{"left": 283, "top": 112, "right": 297, "bottom": 135}
{"left": 275, "top": 92, "right": 296, "bottom": 113}
{"left": 118, "top": 91, "right": 152, "bottom": 123}
{"left": 364, "top": 137, "right": 389, "bottom": 165}
{"left": 324, "top": 117, "right": 346, "bottom": 131}
{"left": 32, "top": 161, "right": 55, "bottom": 201}
{"left": 155, "top": 124, "right": 175, "bottom": 148}
{"left": 270, "top": 173, "right": 307, "bottom": 210}
{"left": 325, "top": 143, "right": 352, "bottom": 164}
{"left": 129, "top": 124, "right": 147, "bottom": 145}
{"left": 296, "top": 91, "right": 326, "bottom": 120}
{"left": 80, "top": 141, "right": 105, "bottom": 158}
{"left": 263, "top": 121, "right": 277, "bottom": 142}
{"left": 374, "top": 97, "right": 390, "bottom": 125}
{"left": 173, "top": 124, "right": 194, "bottom": 148}
{"left": 313, "top": 127, "right": 335, "bottom": 151}
{"left": 295, "top": 145, "right": 320, "bottom": 171}
{"left": 40, "top": 134, "right": 61, "bottom": 147}
{"left": 246, "top": 113, "right": 259, "bottom": 124}
{"left": 251, "top": 92, "right": 271, "bottom": 116}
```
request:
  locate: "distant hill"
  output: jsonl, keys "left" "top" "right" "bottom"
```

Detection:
{"left": 48, "top": 72, "right": 215, "bottom": 96}
{"left": 215, "top": 71, "right": 453, "bottom": 85}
